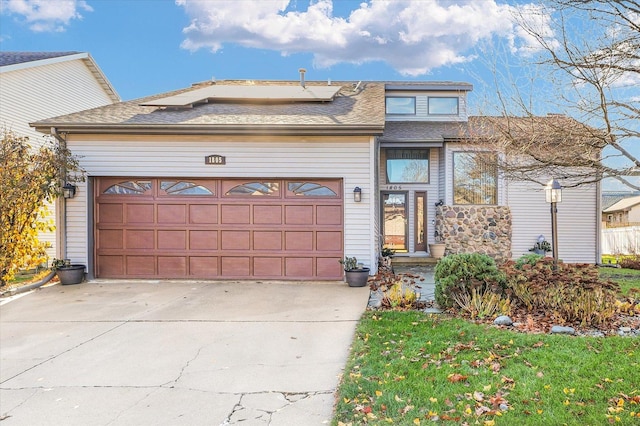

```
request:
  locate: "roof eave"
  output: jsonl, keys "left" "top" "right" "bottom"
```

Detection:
{"left": 33, "top": 123, "right": 385, "bottom": 136}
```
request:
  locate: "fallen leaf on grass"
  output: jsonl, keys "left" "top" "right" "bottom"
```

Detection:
{"left": 448, "top": 373, "right": 468, "bottom": 383}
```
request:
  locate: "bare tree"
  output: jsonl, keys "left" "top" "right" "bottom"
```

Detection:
{"left": 473, "top": 0, "right": 639, "bottom": 189}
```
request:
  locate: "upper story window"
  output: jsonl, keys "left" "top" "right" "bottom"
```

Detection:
{"left": 428, "top": 97, "right": 459, "bottom": 115}
{"left": 453, "top": 152, "right": 497, "bottom": 205}
{"left": 386, "top": 149, "right": 430, "bottom": 183}
{"left": 386, "top": 97, "right": 416, "bottom": 115}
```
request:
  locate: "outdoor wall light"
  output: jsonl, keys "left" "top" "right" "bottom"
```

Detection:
{"left": 353, "top": 187, "right": 362, "bottom": 202}
{"left": 63, "top": 183, "right": 77, "bottom": 199}
{"left": 545, "top": 179, "right": 562, "bottom": 270}
{"left": 545, "top": 179, "right": 562, "bottom": 203}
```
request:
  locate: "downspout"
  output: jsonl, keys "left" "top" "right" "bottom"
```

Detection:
{"left": 51, "top": 127, "right": 68, "bottom": 262}
{"left": 595, "top": 173, "right": 603, "bottom": 265}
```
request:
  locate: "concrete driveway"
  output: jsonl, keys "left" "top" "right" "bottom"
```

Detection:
{"left": 0, "top": 280, "right": 369, "bottom": 425}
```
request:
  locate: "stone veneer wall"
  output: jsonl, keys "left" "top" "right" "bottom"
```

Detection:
{"left": 435, "top": 205, "right": 512, "bottom": 263}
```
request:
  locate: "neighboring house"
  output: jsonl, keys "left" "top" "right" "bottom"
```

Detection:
{"left": 602, "top": 195, "right": 640, "bottom": 227}
{"left": 31, "top": 76, "right": 600, "bottom": 281}
{"left": 0, "top": 51, "right": 120, "bottom": 261}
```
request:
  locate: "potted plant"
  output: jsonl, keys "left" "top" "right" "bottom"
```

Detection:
{"left": 53, "top": 258, "right": 85, "bottom": 285}
{"left": 339, "top": 256, "right": 370, "bottom": 287}
{"left": 529, "top": 239, "right": 552, "bottom": 256}
{"left": 428, "top": 231, "right": 446, "bottom": 259}
{"left": 379, "top": 246, "right": 395, "bottom": 270}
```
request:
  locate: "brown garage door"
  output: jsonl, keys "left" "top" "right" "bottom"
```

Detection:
{"left": 95, "top": 178, "right": 344, "bottom": 280}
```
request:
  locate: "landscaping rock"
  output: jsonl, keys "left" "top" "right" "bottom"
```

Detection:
{"left": 494, "top": 315, "right": 513, "bottom": 326}
{"left": 550, "top": 325, "right": 575, "bottom": 335}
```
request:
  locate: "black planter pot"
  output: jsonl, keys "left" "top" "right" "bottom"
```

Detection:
{"left": 55, "top": 265, "right": 85, "bottom": 285}
{"left": 345, "top": 268, "right": 370, "bottom": 287}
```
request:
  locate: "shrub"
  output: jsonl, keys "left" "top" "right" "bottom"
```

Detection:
{"left": 514, "top": 253, "right": 544, "bottom": 269}
{"left": 502, "top": 258, "right": 620, "bottom": 326}
{"left": 618, "top": 254, "right": 640, "bottom": 270}
{"left": 434, "top": 253, "right": 505, "bottom": 310}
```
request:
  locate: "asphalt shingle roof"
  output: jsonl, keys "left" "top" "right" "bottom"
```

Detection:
{"left": 0, "top": 51, "right": 80, "bottom": 67}
{"left": 32, "top": 80, "right": 386, "bottom": 133}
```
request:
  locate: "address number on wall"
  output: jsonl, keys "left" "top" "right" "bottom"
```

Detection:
{"left": 384, "top": 185, "right": 403, "bottom": 190}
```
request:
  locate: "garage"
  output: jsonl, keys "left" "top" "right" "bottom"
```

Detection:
{"left": 95, "top": 177, "right": 344, "bottom": 280}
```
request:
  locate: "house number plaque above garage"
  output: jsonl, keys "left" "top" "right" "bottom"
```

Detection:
{"left": 205, "top": 155, "right": 226, "bottom": 165}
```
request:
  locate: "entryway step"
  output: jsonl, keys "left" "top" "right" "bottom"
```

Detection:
{"left": 391, "top": 256, "right": 439, "bottom": 266}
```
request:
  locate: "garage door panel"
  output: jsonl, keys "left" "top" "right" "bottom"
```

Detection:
{"left": 98, "top": 203, "right": 123, "bottom": 224}
{"left": 158, "top": 204, "right": 186, "bottom": 224}
{"left": 98, "top": 229, "right": 123, "bottom": 249}
{"left": 221, "top": 257, "right": 250, "bottom": 276}
{"left": 96, "top": 178, "right": 344, "bottom": 280}
{"left": 158, "top": 257, "right": 187, "bottom": 276}
{"left": 127, "top": 256, "right": 156, "bottom": 275}
{"left": 285, "top": 231, "right": 313, "bottom": 251}
{"left": 158, "top": 230, "right": 187, "bottom": 250}
{"left": 253, "top": 257, "right": 283, "bottom": 276}
{"left": 190, "top": 257, "right": 218, "bottom": 276}
{"left": 253, "top": 205, "right": 282, "bottom": 224}
{"left": 221, "top": 204, "right": 250, "bottom": 224}
{"left": 126, "top": 230, "right": 155, "bottom": 249}
{"left": 254, "top": 231, "right": 282, "bottom": 250}
{"left": 190, "top": 205, "right": 218, "bottom": 224}
{"left": 285, "top": 257, "right": 313, "bottom": 277}
{"left": 126, "top": 204, "right": 154, "bottom": 224}
{"left": 317, "top": 231, "right": 342, "bottom": 251}
{"left": 317, "top": 205, "right": 342, "bottom": 225}
{"left": 98, "top": 255, "right": 124, "bottom": 276}
{"left": 285, "top": 205, "right": 314, "bottom": 225}
{"left": 189, "top": 230, "right": 218, "bottom": 250}
{"left": 221, "top": 230, "right": 250, "bottom": 250}
{"left": 317, "top": 257, "right": 343, "bottom": 278}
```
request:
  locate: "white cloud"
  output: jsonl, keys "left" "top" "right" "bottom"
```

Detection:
{"left": 0, "top": 0, "right": 92, "bottom": 32}
{"left": 177, "top": 0, "right": 552, "bottom": 76}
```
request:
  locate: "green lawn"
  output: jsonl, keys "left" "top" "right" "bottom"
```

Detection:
{"left": 600, "top": 267, "right": 640, "bottom": 297}
{"left": 334, "top": 312, "right": 640, "bottom": 425}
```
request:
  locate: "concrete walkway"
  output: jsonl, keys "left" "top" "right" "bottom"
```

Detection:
{"left": 0, "top": 280, "right": 369, "bottom": 425}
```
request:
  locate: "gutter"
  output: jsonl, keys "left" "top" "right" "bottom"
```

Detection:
{"left": 33, "top": 124, "right": 386, "bottom": 137}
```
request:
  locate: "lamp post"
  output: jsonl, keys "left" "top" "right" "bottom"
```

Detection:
{"left": 545, "top": 179, "right": 562, "bottom": 270}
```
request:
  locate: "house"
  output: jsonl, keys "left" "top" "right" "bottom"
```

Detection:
{"left": 602, "top": 195, "right": 640, "bottom": 227}
{"left": 602, "top": 192, "right": 640, "bottom": 227}
{"left": 0, "top": 51, "right": 120, "bottom": 261}
{"left": 31, "top": 75, "right": 600, "bottom": 280}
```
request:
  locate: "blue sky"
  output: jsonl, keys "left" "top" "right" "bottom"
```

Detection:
{"left": 0, "top": 0, "right": 546, "bottom": 103}
{"left": 1, "top": 0, "right": 638, "bottom": 191}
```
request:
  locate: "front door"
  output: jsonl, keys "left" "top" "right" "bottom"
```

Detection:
{"left": 382, "top": 192, "right": 407, "bottom": 252}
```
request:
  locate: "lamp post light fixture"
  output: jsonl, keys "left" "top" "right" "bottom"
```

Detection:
{"left": 353, "top": 187, "right": 362, "bottom": 202}
{"left": 62, "top": 183, "right": 77, "bottom": 199}
{"left": 545, "top": 179, "right": 562, "bottom": 270}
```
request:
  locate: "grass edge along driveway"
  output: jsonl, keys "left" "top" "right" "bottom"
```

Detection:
{"left": 334, "top": 311, "right": 640, "bottom": 425}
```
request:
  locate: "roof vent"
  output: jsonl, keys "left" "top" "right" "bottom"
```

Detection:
{"left": 299, "top": 68, "right": 306, "bottom": 88}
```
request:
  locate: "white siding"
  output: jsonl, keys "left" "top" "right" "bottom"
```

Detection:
{"left": 385, "top": 90, "right": 468, "bottom": 122}
{"left": 66, "top": 135, "right": 376, "bottom": 273}
{"left": 0, "top": 60, "right": 114, "bottom": 143}
{"left": 508, "top": 180, "right": 598, "bottom": 263}
{"left": 0, "top": 58, "right": 116, "bottom": 261}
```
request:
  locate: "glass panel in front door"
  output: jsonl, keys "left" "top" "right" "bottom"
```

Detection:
{"left": 415, "top": 192, "right": 426, "bottom": 251}
{"left": 383, "top": 192, "right": 407, "bottom": 252}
